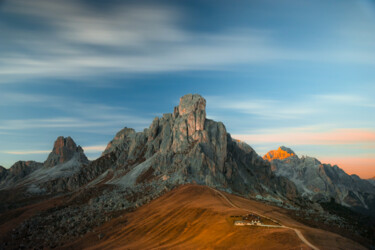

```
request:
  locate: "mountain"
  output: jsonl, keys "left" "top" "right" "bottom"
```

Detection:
{"left": 44, "top": 136, "right": 89, "bottom": 168}
{"left": 0, "top": 136, "right": 89, "bottom": 195}
{"left": 2, "top": 94, "right": 298, "bottom": 202}
{"left": 264, "top": 146, "right": 375, "bottom": 215}
{"left": 1, "top": 94, "right": 373, "bottom": 249}
{"left": 264, "top": 146, "right": 296, "bottom": 161}
{"left": 94, "top": 94, "right": 298, "bottom": 203}
{"left": 0, "top": 94, "right": 304, "bottom": 248}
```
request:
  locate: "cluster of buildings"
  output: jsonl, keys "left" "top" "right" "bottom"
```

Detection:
{"left": 234, "top": 220, "right": 262, "bottom": 226}
{"left": 232, "top": 213, "right": 262, "bottom": 226}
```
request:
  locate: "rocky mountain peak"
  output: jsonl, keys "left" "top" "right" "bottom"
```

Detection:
{"left": 177, "top": 94, "right": 206, "bottom": 116}
{"left": 44, "top": 136, "right": 88, "bottom": 168}
{"left": 263, "top": 146, "right": 296, "bottom": 161}
{"left": 174, "top": 93, "right": 206, "bottom": 134}
{"left": 95, "top": 94, "right": 298, "bottom": 202}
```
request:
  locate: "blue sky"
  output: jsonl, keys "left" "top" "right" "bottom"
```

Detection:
{"left": 0, "top": 0, "right": 374, "bottom": 178}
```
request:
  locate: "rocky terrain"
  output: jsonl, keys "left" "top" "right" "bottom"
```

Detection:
{"left": 0, "top": 94, "right": 374, "bottom": 249}
{"left": 264, "top": 146, "right": 375, "bottom": 215}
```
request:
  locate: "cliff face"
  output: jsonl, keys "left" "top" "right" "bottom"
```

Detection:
{"left": 265, "top": 147, "right": 375, "bottom": 214}
{"left": 98, "top": 94, "right": 299, "bottom": 204}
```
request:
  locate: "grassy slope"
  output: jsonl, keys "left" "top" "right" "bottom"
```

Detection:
{"left": 66, "top": 185, "right": 365, "bottom": 250}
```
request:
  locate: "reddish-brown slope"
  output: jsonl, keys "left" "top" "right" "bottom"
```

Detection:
{"left": 66, "top": 185, "right": 364, "bottom": 250}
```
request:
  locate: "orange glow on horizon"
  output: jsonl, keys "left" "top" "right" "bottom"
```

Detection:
{"left": 319, "top": 157, "right": 375, "bottom": 179}
{"left": 233, "top": 128, "right": 375, "bottom": 179}
{"left": 233, "top": 128, "right": 375, "bottom": 145}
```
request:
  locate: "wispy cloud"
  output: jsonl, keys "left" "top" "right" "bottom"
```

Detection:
{"left": 2, "top": 144, "right": 107, "bottom": 156}
{"left": 0, "top": 1, "right": 282, "bottom": 83}
{"left": 1, "top": 0, "right": 375, "bottom": 84}
{"left": 313, "top": 94, "right": 375, "bottom": 108}
{"left": 2, "top": 150, "right": 50, "bottom": 155}
{"left": 0, "top": 116, "right": 150, "bottom": 131}
{"left": 0, "top": 91, "right": 152, "bottom": 133}
{"left": 206, "top": 96, "right": 316, "bottom": 120}
{"left": 83, "top": 145, "right": 106, "bottom": 153}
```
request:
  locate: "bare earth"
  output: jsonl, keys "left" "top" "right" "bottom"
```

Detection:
{"left": 66, "top": 185, "right": 365, "bottom": 250}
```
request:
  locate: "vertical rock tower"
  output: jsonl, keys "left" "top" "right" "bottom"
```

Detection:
{"left": 44, "top": 136, "right": 89, "bottom": 168}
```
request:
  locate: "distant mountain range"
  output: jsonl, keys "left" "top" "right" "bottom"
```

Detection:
{"left": 0, "top": 94, "right": 300, "bottom": 203}
{"left": 264, "top": 146, "right": 375, "bottom": 215}
{"left": 0, "top": 94, "right": 374, "bottom": 248}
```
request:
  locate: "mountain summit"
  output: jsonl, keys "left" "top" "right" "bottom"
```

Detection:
{"left": 265, "top": 146, "right": 375, "bottom": 214}
{"left": 96, "top": 93, "right": 298, "bottom": 202}
{"left": 263, "top": 146, "right": 296, "bottom": 161}
{"left": 44, "top": 136, "right": 88, "bottom": 168}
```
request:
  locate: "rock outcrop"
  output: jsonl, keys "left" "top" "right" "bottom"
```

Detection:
{"left": 265, "top": 147, "right": 375, "bottom": 214}
{"left": 44, "top": 136, "right": 89, "bottom": 168}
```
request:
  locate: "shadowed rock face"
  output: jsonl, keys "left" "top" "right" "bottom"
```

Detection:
{"left": 44, "top": 136, "right": 88, "bottom": 168}
{"left": 0, "top": 166, "right": 6, "bottom": 177}
{"left": 265, "top": 147, "right": 375, "bottom": 214}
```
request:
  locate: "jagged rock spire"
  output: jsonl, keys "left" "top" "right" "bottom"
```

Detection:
{"left": 175, "top": 94, "right": 206, "bottom": 133}
{"left": 44, "top": 136, "right": 88, "bottom": 168}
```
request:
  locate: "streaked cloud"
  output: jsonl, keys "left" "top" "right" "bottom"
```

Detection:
{"left": 0, "top": 117, "right": 149, "bottom": 131}
{"left": 206, "top": 96, "right": 316, "bottom": 120}
{"left": 83, "top": 145, "right": 107, "bottom": 153}
{"left": 313, "top": 94, "right": 375, "bottom": 108}
{"left": 2, "top": 145, "right": 106, "bottom": 156}
{"left": 2, "top": 150, "right": 50, "bottom": 155}
{"left": 1, "top": 0, "right": 375, "bottom": 84}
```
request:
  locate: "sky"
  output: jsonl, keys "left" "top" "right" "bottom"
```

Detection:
{"left": 0, "top": 0, "right": 374, "bottom": 178}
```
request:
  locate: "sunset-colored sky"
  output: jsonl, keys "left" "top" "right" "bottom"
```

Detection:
{"left": 0, "top": 0, "right": 374, "bottom": 178}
